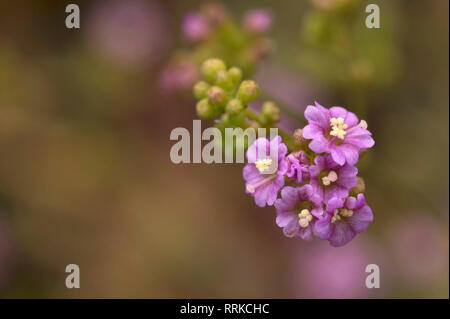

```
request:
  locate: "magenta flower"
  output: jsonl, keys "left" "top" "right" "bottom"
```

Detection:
{"left": 243, "top": 136, "right": 288, "bottom": 207}
{"left": 314, "top": 194, "right": 373, "bottom": 247}
{"left": 243, "top": 9, "right": 273, "bottom": 34}
{"left": 286, "top": 151, "right": 310, "bottom": 184}
{"left": 274, "top": 185, "right": 323, "bottom": 240}
{"left": 302, "top": 102, "right": 374, "bottom": 166}
{"left": 309, "top": 155, "right": 358, "bottom": 202}
{"left": 182, "top": 12, "right": 211, "bottom": 42}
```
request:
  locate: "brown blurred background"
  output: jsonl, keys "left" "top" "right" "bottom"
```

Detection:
{"left": 0, "top": 0, "right": 448, "bottom": 298}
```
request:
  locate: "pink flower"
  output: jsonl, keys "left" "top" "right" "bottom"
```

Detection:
{"left": 314, "top": 194, "right": 373, "bottom": 247}
{"left": 309, "top": 155, "right": 358, "bottom": 202}
{"left": 243, "top": 136, "right": 288, "bottom": 207}
{"left": 274, "top": 185, "right": 323, "bottom": 240}
{"left": 302, "top": 102, "right": 374, "bottom": 166}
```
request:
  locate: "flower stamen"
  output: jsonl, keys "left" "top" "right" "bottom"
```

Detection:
{"left": 329, "top": 117, "right": 348, "bottom": 140}
{"left": 322, "top": 170, "right": 338, "bottom": 186}
{"left": 331, "top": 208, "right": 354, "bottom": 223}
{"left": 255, "top": 158, "right": 273, "bottom": 173}
{"left": 298, "top": 209, "right": 313, "bottom": 228}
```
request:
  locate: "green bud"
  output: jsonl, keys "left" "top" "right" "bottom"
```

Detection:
{"left": 225, "top": 98, "right": 244, "bottom": 114}
{"left": 214, "top": 70, "right": 233, "bottom": 90}
{"left": 293, "top": 128, "right": 308, "bottom": 146}
{"left": 228, "top": 67, "right": 242, "bottom": 84}
{"left": 196, "top": 98, "right": 220, "bottom": 119}
{"left": 201, "top": 58, "right": 226, "bottom": 82}
{"left": 193, "top": 81, "right": 211, "bottom": 99}
{"left": 207, "top": 86, "right": 228, "bottom": 107}
{"left": 261, "top": 101, "right": 280, "bottom": 123}
{"left": 350, "top": 177, "right": 366, "bottom": 196}
{"left": 220, "top": 113, "right": 230, "bottom": 125}
{"left": 228, "top": 113, "right": 245, "bottom": 126}
{"left": 237, "top": 80, "right": 260, "bottom": 104}
{"left": 221, "top": 112, "right": 245, "bottom": 127}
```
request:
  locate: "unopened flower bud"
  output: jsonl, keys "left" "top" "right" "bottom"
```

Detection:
{"left": 201, "top": 58, "right": 226, "bottom": 82}
{"left": 228, "top": 113, "right": 246, "bottom": 126}
{"left": 220, "top": 113, "right": 230, "bottom": 125}
{"left": 350, "top": 177, "right": 366, "bottom": 196}
{"left": 215, "top": 70, "right": 233, "bottom": 90}
{"left": 228, "top": 67, "right": 242, "bottom": 84}
{"left": 207, "top": 86, "right": 228, "bottom": 106}
{"left": 261, "top": 101, "right": 280, "bottom": 123}
{"left": 237, "top": 80, "right": 260, "bottom": 104}
{"left": 196, "top": 98, "right": 220, "bottom": 119}
{"left": 225, "top": 98, "right": 244, "bottom": 114}
{"left": 193, "top": 81, "right": 211, "bottom": 99}
{"left": 293, "top": 128, "right": 309, "bottom": 146}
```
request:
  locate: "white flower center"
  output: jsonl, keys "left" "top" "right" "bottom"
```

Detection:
{"left": 298, "top": 209, "right": 313, "bottom": 228}
{"left": 331, "top": 208, "right": 354, "bottom": 223}
{"left": 322, "top": 170, "right": 338, "bottom": 186}
{"left": 255, "top": 158, "right": 273, "bottom": 173}
{"left": 330, "top": 117, "right": 348, "bottom": 140}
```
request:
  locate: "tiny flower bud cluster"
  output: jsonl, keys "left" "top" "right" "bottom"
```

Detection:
{"left": 193, "top": 59, "right": 283, "bottom": 135}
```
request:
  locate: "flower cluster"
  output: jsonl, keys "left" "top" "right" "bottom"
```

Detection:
{"left": 191, "top": 57, "right": 375, "bottom": 247}
{"left": 243, "top": 102, "right": 374, "bottom": 247}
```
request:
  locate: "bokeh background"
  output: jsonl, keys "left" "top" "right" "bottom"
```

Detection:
{"left": 0, "top": 0, "right": 448, "bottom": 298}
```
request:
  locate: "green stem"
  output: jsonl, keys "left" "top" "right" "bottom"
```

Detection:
{"left": 243, "top": 108, "right": 260, "bottom": 122}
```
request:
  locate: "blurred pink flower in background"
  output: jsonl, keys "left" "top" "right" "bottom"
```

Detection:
{"left": 182, "top": 12, "right": 211, "bottom": 43}
{"left": 86, "top": 0, "right": 171, "bottom": 68}
{"left": 243, "top": 9, "right": 273, "bottom": 34}
{"left": 388, "top": 214, "right": 449, "bottom": 288}
{"left": 159, "top": 59, "right": 200, "bottom": 93}
{"left": 291, "top": 238, "right": 387, "bottom": 298}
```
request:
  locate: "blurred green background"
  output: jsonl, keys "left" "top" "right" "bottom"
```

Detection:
{"left": 0, "top": 0, "right": 448, "bottom": 298}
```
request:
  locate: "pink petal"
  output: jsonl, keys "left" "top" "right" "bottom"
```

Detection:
{"left": 329, "top": 222, "right": 356, "bottom": 247}
{"left": 348, "top": 205, "right": 373, "bottom": 233}
{"left": 329, "top": 106, "right": 358, "bottom": 127}
{"left": 330, "top": 147, "right": 346, "bottom": 166}
{"left": 302, "top": 123, "right": 324, "bottom": 139}
{"left": 304, "top": 105, "right": 328, "bottom": 127}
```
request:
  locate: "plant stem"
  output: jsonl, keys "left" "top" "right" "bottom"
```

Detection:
{"left": 260, "top": 92, "right": 305, "bottom": 124}
{"left": 243, "top": 108, "right": 299, "bottom": 152}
